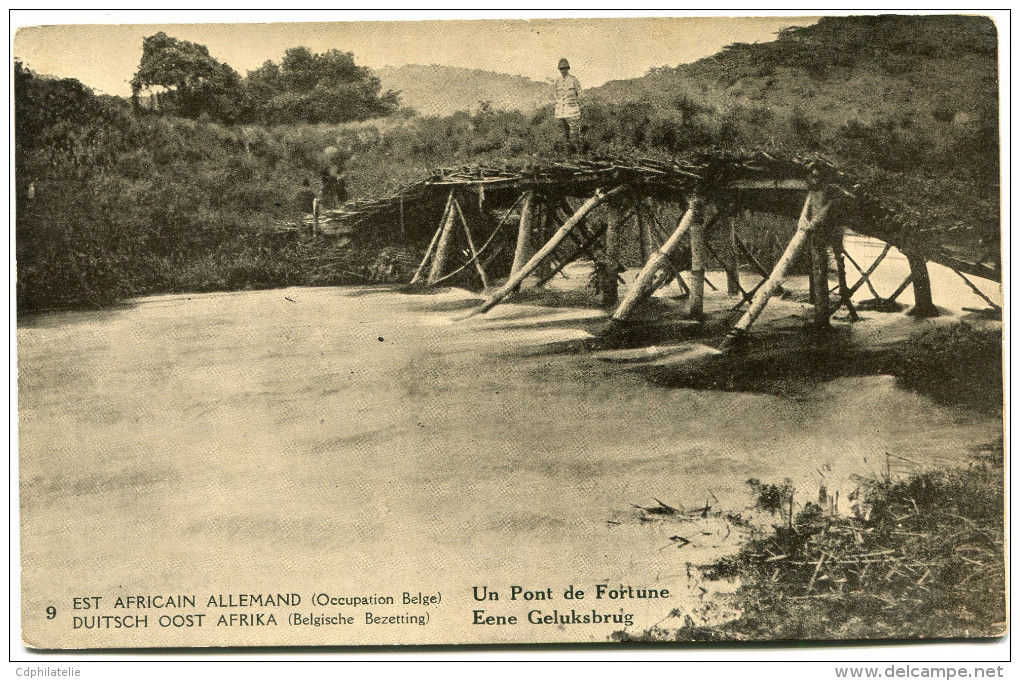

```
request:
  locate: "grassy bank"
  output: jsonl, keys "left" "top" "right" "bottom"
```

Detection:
{"left": 899, "top": 324, "right": 1004, "bottom": 414}
{"left": 614, "top": 442, "right": 1004, "bottom": 642}
{"left": 735, "top": 442, "right": 1004, "bottom": 641}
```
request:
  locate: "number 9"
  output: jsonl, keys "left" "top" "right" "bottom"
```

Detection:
{"left": 46, "top": 606, "right": 56, "bottom": 619}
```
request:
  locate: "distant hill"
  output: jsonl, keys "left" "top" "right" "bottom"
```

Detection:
{"left": 376, "top": 64, "right": 551, "bottom": 116}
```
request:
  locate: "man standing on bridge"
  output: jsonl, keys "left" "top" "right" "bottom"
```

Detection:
{"left": 554, "top": 58, "right": 582, "bottom": 151}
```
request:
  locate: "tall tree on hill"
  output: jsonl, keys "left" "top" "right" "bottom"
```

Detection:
{"left": 131, "top": 32, "right": 247, "bottom": 122}
{"left": 246, "top": 47, "right": 400, "bottom": 124}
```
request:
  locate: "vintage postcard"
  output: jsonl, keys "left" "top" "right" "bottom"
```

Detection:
{"left": 13, "top": 12, "right": 1005, "bottom": 652}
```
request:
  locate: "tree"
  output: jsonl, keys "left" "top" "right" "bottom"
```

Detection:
{"left": 131, "top": 32, "right": 246, "bottom": 122}
{"left": 17, "top": 62, "right": 110, "bottom": 140}
{"left": 130, "top": 37, "right": 399, "bottom": 125}
{"left": 245, "top": 47, "right": 400, "bottom": 124}
{"left": 15, "top": 61, "right": 129, "bottom": 173}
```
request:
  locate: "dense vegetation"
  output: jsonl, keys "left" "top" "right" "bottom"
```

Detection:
{"left": 899, "top": 324, "right": 1003, "bottom": 413}
{"left": 731, "top": 440, "right": 1004, "bottom": 640}
{"left": 130, "top": 33, "right": 399, "bottom": 124}
{"left": 615, "top": 441, "right": 1005, "bottom": 641}
{"left": 17, "top": 61, "right": 313, "bottom": 311}
{"left": 15, "top": 15, "right": 1000, "bottom": 314}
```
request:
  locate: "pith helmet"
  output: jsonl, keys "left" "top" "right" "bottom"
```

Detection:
{"left": 558, "top": 58, "right": 570, "bottom": 69}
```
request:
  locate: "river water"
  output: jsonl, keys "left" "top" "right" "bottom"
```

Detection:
{"left": 17, "top": 251, "right": 1002, "bottom": 647}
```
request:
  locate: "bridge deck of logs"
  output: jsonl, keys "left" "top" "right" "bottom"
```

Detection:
{"left": 308, "top": 153, "right": 1000, "bottom": 342}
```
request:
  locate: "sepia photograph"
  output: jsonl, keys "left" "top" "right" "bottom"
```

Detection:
{"left": 10, "top": 9, "right": 1007, "bottom": 661}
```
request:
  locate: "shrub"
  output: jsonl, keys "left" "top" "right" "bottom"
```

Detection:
{"left": 899, "top": 324, "right": 1002, "bottom": 413}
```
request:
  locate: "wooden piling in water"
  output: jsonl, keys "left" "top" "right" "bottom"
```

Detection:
{"left": 467, "top": 186, "right": 624, "bottom": 316}
{"left": 427, "top": 190, "right": 459, "bottom": 285}
{"left": 533, "top": 199, "right": 554, "bottom": 284}
{"left": 905, "top": 251, "right": 939, "bottom": 317}
{"left": 510, "top": 191, "right": 534, "bottom": 276}
{"left": 810, "top": 230, "right": 831, "bottom": 329}
{"left": 410, "top": 192, "right": 454, "bottom": 285}
{"left": 454, "top": 199, "right": 490, "bottom": 291}
{"left": 704, "top": 235, "right": 747, "bottom": 301}
{"left": 729, "top": 189, "right": 834, "bottom": 338}
{"left": 399, "top": 193, "right": 405, "bottom": 237}
{"left": 612, "top": 193, "right": 704, "bottom": 322}
{"left": 688, "top": 199, "right": 707, "bottom": 320}
{"left": 600, "top": 202, "right": 623, "bottom": 307}
{"left": 636, "top": 201, "right": 648, "bottom": 264}
{"left": 832, "top": 246, "right": 859, "bottom": 321}
{"left": 727, "top": 216, "right": 741, "bottom": 296}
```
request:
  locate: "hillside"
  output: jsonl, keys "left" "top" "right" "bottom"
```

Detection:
{"left": 592, "top": 15, "right": 997, "bottom": 115}
{"left": 376, "top": 64, "right": 551, "bottom": 116}
{"left": 589, "top": 15, "right": 998, "bottom": 178}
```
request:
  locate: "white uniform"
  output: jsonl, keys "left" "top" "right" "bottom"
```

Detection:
{"left": 554, "top": 74, "right": 581, "bottom": 119}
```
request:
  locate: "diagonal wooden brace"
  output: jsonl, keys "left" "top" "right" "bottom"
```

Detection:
{"left": 612, "top": 194, "right": 705, "bottom": 322}
{"left": 410, "top": 191, "right": 455, "bottom": 285}
{"left": 453, "top": 199, "right": 489, "bottom": 290}
{"left": 847, "top": 242, "right": 891, "bottom": 297}
{"left": 533, "top": 223, "right": 611, "bottom": 288}
{"left": 466, "top": 185, "right": 625, "bottom": 317}
{"left": 427, "top": 190, "right": 460, "bottom": 285}
{"left": 729, "top": 190, "right": 833, "bottom": 337}
{"left": 510, "top": 191, "right": 535, "bottom": 276}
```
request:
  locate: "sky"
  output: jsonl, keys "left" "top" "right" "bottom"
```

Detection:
{"left": 12, "top": 11, "right": 822, "bottom": 97}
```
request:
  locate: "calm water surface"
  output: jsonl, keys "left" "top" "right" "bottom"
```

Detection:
{"left": 18, "top": 278, "right": 1000, "bottom": 646}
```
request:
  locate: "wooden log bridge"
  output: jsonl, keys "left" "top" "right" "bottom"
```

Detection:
{"left": 612, "top": 192, "right": 704, "bottom": 322}
{"left": 315, "top": 152, "right": 999, "bottom": 344}
{"left": 469, "top": 185, "right": 624, "bottom": 316}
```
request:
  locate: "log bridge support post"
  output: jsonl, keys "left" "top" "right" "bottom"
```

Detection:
{"left": 510, "top": 190, "right": 535, "bottom": 277}
{"left": 532, "top": 197, "right": 553, "bottom": 285}
{"left": 727, "top": 216, "right": 741, "bottom": 296}
{"left": 415, "top": 188, "right": 493, "bottom": 290}
{"left": 410, "top": 190, "right": 455, "bottom": 286}
{"left": 466, "top": 185, "right": 625, "bottom": 317}
{"left": 727, "top": 188, "right": 834, "bottom": 343}
{"left": 905, "top": 251, "right": 940, "bottom": 318}
{"left": 687, "top": 194, "right": 708, "bottom": 320}
{"left": 453, "top": 199, "right": 490, "bottom": 291}
{"left": 809, "top": 228, "right": 831, "bottom": 329}
{"left": 612, "top": 191, "right": 705, "bottom": 322}
{"left": 599, "top": 199, "right": 624, "bottom": 308}
{"left": 428, "top": 190, "right": 460, "bottom": 285}
{"left": 829, "top": 233, "right": 860, "bottom": 322}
